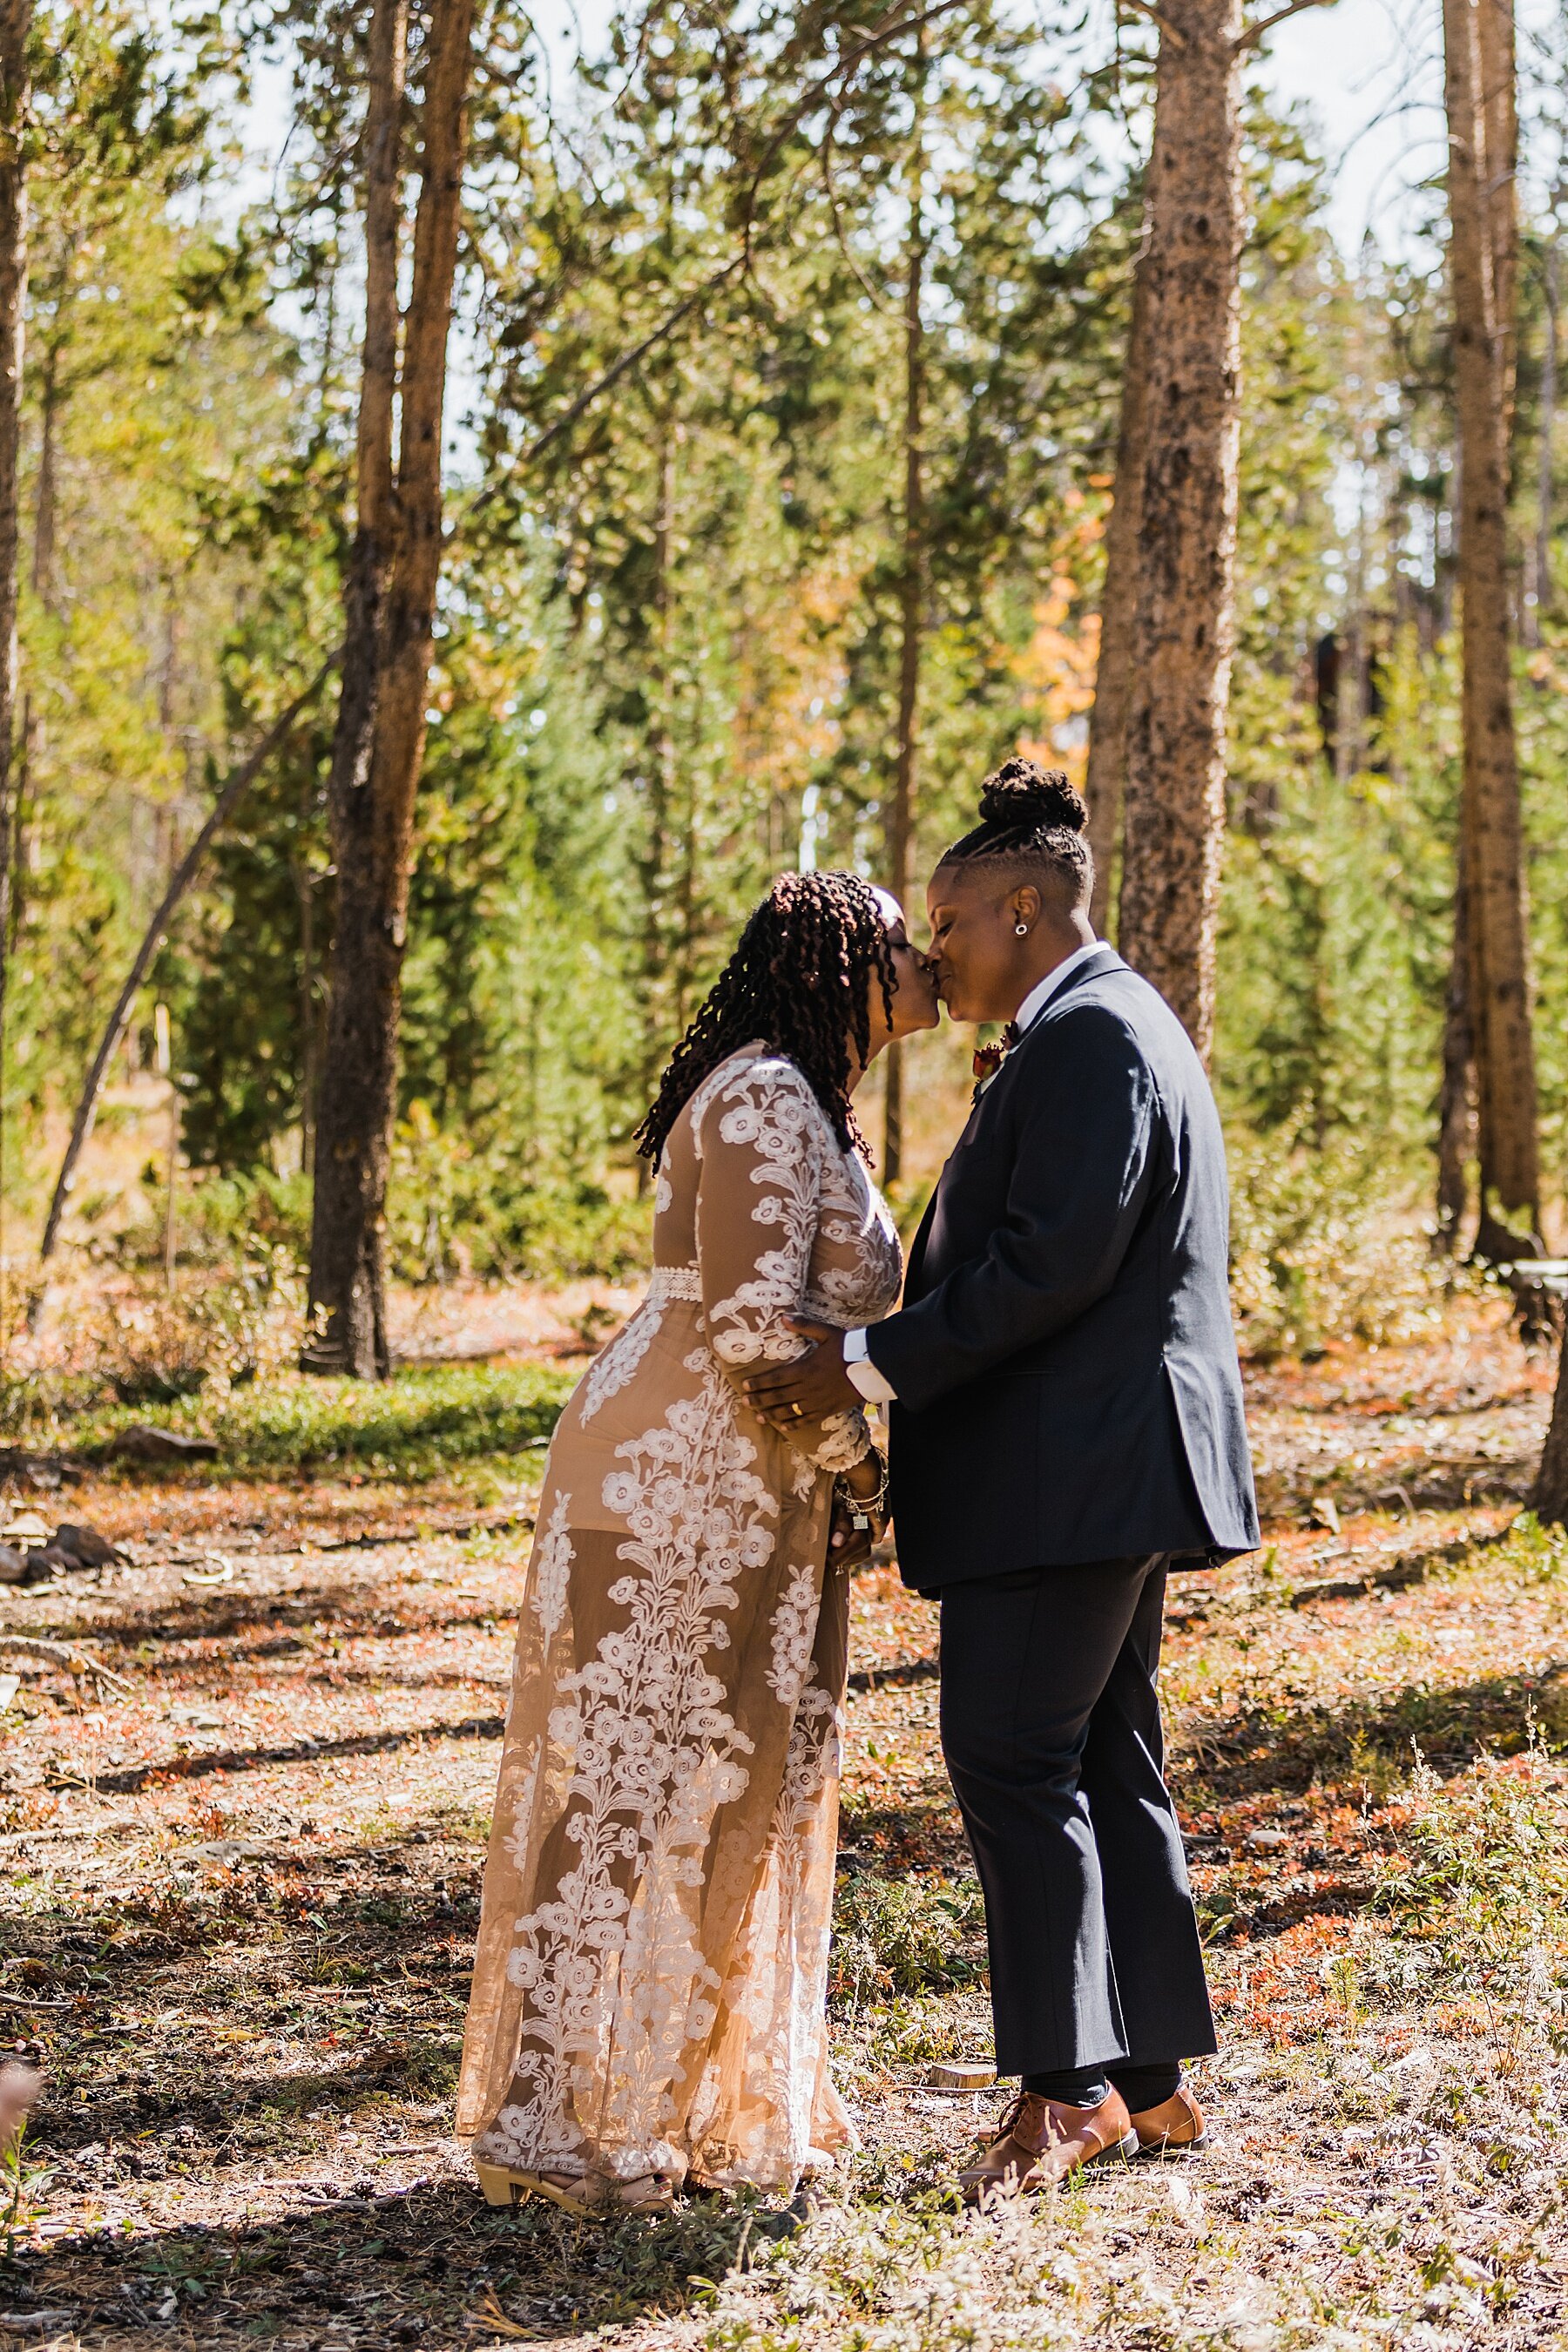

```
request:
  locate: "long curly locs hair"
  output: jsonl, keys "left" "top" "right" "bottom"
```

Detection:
{"left": 635, "top": 871, "right": 898, "bottom": 1167}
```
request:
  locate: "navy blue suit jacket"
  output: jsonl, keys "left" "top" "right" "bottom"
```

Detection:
{"left": 866, "top": 945, "right": 1259, "bottom": 1590}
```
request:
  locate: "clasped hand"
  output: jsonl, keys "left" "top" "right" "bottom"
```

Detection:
{"left": 743, "top": 1315, "right": 862, "bottom": 1428}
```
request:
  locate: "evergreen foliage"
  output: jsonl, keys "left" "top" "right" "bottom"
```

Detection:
{"left": 9, "top": 0, "right": 1568, "bottom": 1289}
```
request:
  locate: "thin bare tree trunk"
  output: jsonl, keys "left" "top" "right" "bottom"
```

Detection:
{"left": 883, "top": 105, "right": 924, "bottom": 1186}
{"left": 1436, "top": 838, "right": 1475, "bottom": 1246}
{"left": 309, "top": 0, "right": 476, "bottom": 1375}
{"left": 632, "top": 419, "right": 676, "bottom": 1200}
{"left": 297, "top": 774, "right": 320, "bottom": 1185}
{"left": 1532, "top": 1329, "right": 1568, "bottom": 1524}
{"left": 30, "top": 320, "right": 58, "bottom": 614}
{"left": 653, "top": 424, "right": 676, "bottom": 993}
{"left": 1526, "top": 233, "right": 1558, "bottom": 645}
{"left": 36, "top": 661, "right": 337, "bottom": 1281}
{"left": 1084, "top": 235, "right": 1151, "bottom": 942}
{"left": 1478, "top": 0, "right": 1517, "bottom": 447}
{"left": 0, "top": 0, "right": 31, "bottom": 1336}
{"left": 1117, "top": 0, "right": 1243, "bottom": 1059}
{"left": 1443, "top": 0, "right": 1540, "bottom": 1248}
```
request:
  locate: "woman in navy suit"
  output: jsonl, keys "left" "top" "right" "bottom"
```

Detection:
{"left": 747, "top": 761, "right": 1258, "bottom": 2200}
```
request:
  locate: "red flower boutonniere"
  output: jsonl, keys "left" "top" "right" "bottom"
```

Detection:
{"left": 970, "top": 1021, "right": 1021, "bottom": 1106}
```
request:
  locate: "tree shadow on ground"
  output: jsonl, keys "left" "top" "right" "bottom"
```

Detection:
{"left": 838, "top": 1790, "right": 968, "bottom": 1873}
{"left": 81, "top": 1577, "right": 510, "bottom": 1659}
{"left": 1176, "top": 1659, "right": 1568, "bottom": 1802}
{"left": 4, "top": 2173, "right": 784, "bottom": 2349}
{"left": 88, "top": 1710, "right": 504, "bottom": 1796}
{"left": 5, "top": 1820, "right": 481, "bottom": 2162}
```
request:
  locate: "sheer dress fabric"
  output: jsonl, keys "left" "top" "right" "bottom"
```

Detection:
{"left": 457, "top": 1045, "right": 902, "bottom": 2191}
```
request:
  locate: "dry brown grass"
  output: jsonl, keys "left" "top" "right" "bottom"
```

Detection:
{"left": 1, "top": 1295, "right": 1565, "bottom": 2348}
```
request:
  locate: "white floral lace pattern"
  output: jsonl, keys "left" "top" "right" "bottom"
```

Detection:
{"left": 697, "top": 1058, "right": 878, "bottom": 1472}
{"left": 807, "top": 1150, "right": 901, "bottom": 1326}
{"left": 579, "top": 1305, "right": 662, "bottom": 1424}
{"left": 477, "top": 1361, "right": 770, "bottom": 2179}
{"left": 529, "top": 1490, "right": 574, "bottom": 1658}
{"left": 766, "top": 1558, "right": 819, "bottom": 1708}
{"left": 459, "top": 1043, "right": 902, "bottom": 2193}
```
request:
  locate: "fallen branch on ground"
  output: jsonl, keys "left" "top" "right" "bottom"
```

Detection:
{"left": 0, "top": 1635, "right": 133, "bottom": 1695}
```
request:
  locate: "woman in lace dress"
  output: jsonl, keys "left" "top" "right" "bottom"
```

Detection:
{"left": 458, "top": 872, "right": 937, "bottom": 2213}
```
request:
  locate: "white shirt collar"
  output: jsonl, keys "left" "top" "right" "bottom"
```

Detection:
{"left": 1013, "top": 940, "right": 1105, "bottom": 1036}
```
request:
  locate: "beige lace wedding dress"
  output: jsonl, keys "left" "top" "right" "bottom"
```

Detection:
{"left": 457, "top": 1044, "right": 902, "bottom": 2192}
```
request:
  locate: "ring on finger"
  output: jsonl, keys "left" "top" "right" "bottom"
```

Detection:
{"left": 790, "top": 1400, "right": 803, "bottom": 1420}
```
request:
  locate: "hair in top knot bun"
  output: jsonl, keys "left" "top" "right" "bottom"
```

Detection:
{"left": 938, "top": 756, "right": 1093, "bottom": 905}
{"left": 977, "top": 759, "right": 1087, "bottom": 837}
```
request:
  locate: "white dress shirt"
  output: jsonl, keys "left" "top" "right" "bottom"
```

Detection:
{"left": 843, "top": 939, "right": 1105, "bottom": 1405}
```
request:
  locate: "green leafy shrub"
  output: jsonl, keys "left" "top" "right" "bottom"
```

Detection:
{"left": 1375, "top": 1742, "right": 1568, "bottom": 2002}
{"left": 387, "top": 1105, "right": 652, "bottom": 1284}
{"left": 829, "top": 1872, "right": 984, "bottom": 2006}
{"left": 1227, "top": 1123, "right": 1482, "bottom": 1359}
{"left": 172, "top": 1169, "right": 314, "bottom": 1266}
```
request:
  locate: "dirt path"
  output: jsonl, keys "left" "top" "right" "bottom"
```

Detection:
{"left": 2, "top": 1301, "right": 1565, "bottom": 2349}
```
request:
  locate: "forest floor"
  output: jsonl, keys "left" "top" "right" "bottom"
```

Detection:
{"left": 2, "top": 1290, "right": 1567, "bottom": 2350}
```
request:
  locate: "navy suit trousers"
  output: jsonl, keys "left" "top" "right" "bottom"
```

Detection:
{"left": 938, "top": 1554, "right": 1217, "bottom": 2078}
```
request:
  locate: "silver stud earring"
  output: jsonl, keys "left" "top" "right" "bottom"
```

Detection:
{"left": 1015, "top": 922, "right": 1029, "bottom": 936}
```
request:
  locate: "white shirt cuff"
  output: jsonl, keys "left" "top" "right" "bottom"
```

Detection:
{"left": 842, "top": 1326, "right": 897, "bottom": 1404}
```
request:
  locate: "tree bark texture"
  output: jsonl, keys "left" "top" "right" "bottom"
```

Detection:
{"left": 1443, "top": 0, "right": 1540, "bottom": 1239}
{"left": 1532, "top": 1330, "right": 1568, "bottom": 1525}
{"left": 1436, "top": 839, "right": 1475, "bottom": 1246}
{"left": 1117, "top": 0, "right": 1243, "bottom": 1060}
{"left": 0, "top": 0, "right": 32, "bottom": 1293}
{"left": 1083, "top": 235, "right": 1152, "bottom": 943}
{"left": 1526, "top": 234, "right": 1558, "bottom": 645}
{"left": 631, "top": 418, "right": 676, "bottom": 1186}
{"left": 30, "top": 319, "right": 57, "bottom": 612}
{"left": 882, "top": 139, "right": 924, "bottom": 1186}
{"left": 324, "top": 0, "right": 406, "bottom": 819}
{"left": 308, "top": 0, "right": 475, "bottom": 1375}
{"left": 1477, "top": 0, "right": 1517, "bottom": 449}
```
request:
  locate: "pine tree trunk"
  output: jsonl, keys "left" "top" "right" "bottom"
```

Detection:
{"left": 1533, "top": 1333, "right": 1568, "bottom": 1525}
{"left": 1083, "top": 236, "right": 1151, "bottom": 943}
{"left": 309, "top": 0, "right": 475, "bottom": 1375}
{"left": 1117, "top": 0, "right": 1243, "bottom": 1059}
{"left": 0, "top": 0, "right": 32, "bottom": 1307}
{"left": 1436, "top": 839, "right": 1475, "bottom": 1246}
{"left": 883, "top": 147, "right": 924, "bottom": 1186}
{"left": 306, "top": 0, "right": 406, "bottom": 1369}
{"left": 30, "top": 320, "right": 57, "bottom": 612}
{"left": 634, "top": 421, "right": 676, "bottom": 1177}
{"left": 1443, "top": 0, "right": 1540, "bottom": 1248}
{"left": 1477, "top": 0, "right": 1517, "bottom": 446}
{"left": 1526, "top": 236, "right": 1558, "bottom": 646}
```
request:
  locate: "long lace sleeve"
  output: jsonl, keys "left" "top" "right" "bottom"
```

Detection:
{"left": 693, "top": 1056, "right": 873, "bottom": 1474}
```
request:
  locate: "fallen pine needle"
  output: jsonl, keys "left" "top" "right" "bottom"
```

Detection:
{"left": 473, "top": 2288, "right": 536, "bottom": 2338}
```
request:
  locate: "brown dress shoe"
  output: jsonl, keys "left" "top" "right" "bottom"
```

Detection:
{"left": 1127, "top": 2085, "right": 1206, "bottom": 2156}
{"left": 958, "top": 2088, "right": 1138, "bottom": 2204}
